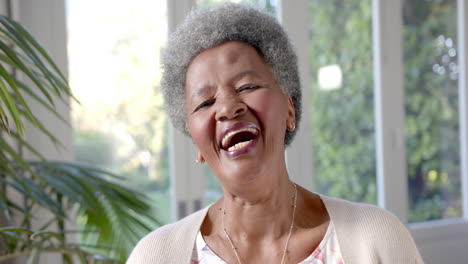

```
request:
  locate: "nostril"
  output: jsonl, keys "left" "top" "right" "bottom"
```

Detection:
{"left": 235, "top": 104, "right": 247, "bottom": 114}
{"left": 235, "top": 108, "right": 245, "bottom": 114}
{"left": 215, "top": 100, "right": 247, "bottom": 121}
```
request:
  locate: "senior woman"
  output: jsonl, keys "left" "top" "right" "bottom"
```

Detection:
{"left": 128, "top": 3, "right": 422, "bottom": 264}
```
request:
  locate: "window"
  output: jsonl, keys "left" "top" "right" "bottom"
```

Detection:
{"left": 308, "top": 0, "right": 376, "bottom": 204}
{"left": 403, "top": 0, "right": 462, "bottom": 222}
{"left": 67, "top": 0, "right": 171, "bottom": 224}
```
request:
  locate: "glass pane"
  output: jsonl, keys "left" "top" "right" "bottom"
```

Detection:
{"left": 309, "top": 0, "right": 376, "bottom": 204}
{"left": 197, "top": 0, "right": 278, "bottom": 206}
{"left": 403, "top": 0, "right": 461, "bottom": 222}
{"left": 67, "top": 0, "right": 171, "bottom": 226}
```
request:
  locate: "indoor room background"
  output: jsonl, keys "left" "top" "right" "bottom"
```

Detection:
{"left": 1, "top": 0, "right": 468, "bottom": 263}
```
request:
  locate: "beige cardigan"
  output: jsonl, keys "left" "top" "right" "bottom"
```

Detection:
{"left": 127, "top": 195, "right": 424, "bottom": 264}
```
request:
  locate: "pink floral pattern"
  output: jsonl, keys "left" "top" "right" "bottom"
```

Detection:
{"left": 191, "top": 221, "right": 344, "bottom": 264}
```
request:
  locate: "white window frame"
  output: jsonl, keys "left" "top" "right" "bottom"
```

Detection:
{"left": 277, "top": 0, "right": 314, "bottom": 191}
{"left": 457, "top": 0, "right": 468, "bottom": 222}
{"left": 372, "top": 0, "right": 408, "bottom": 222}
{"left": 166, "top": 0, "right": 206, "bottom": 221}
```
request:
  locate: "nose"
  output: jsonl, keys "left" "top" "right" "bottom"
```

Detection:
{"left": 215, "top": 94, "right": 247, "bottom": 121}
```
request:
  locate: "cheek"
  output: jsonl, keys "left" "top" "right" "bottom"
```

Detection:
{"left": 188, "top": 114, "right": 215, "bottom": 147}
{"left": 247, "top": 89, "right": 289, "bottom": 128}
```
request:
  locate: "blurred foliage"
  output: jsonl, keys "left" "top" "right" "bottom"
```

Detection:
{"left": 403, "top": 0, "right": 460, "bottom": 222}
{"left": 309, "top": 0, "right": 461, "bottom": 222}
{"left": 74, "top": 129, "right": 169, "bottom": 193}
{"left": 74, "top": 130, "right": 117, "bottom": 167}
{"left": 309, "top": 0, "right": 376, "bottom": 204}
{"left": 0, "top": 14, "right": 159, "bottom": 263}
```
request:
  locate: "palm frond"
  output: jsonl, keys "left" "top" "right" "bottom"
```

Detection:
{"left": 1, "top": 161, "right": 159, "bottom": 262}
{"left": 31, "top": 161, "right": 159, "bottom": 261}
{"left": 0, "top": 15, "right": 72, "bottom": 135}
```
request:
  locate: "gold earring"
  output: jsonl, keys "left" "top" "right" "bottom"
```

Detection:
{"left": 195, "top": 154, "right": 205, "bottom": 164}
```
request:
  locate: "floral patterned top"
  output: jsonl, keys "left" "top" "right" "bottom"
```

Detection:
{"left": 190, "top": 221, "right": 344, "bottom": 264}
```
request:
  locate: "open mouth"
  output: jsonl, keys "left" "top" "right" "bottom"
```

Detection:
{"left": 222, "top": 127, "right": 259, "bottom": 152}
{"left": 220, "top": 122, "right": 260, "bottom": 157}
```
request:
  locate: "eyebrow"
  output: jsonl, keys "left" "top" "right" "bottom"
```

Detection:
{"left": 231, "top": 70, "right": 258, "bottom": 82}
{"left": 189, "top": 70, "right": 261, "bottom": 100}
{"left": 190, "top": 84, "right": 215, "bottom": 100}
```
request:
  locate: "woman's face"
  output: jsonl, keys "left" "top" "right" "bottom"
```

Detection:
{"left": 185, "top": 41, "right": 295, "bottom": 185}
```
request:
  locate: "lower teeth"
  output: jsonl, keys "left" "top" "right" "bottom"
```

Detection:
{"left": 228, "top": 140, "right": 252, "bottom": 152}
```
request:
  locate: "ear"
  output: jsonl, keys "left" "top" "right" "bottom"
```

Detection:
{"left": 286, "top": 96, "right": 296, "bottom": 131}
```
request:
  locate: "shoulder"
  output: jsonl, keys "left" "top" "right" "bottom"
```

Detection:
{"left": 320, "top": 195, "right": 423, "bottom": 263}
{"left": 321, "top": 195, "right": 401, "bottom": 227}
{"left": 126, "top": 207, "right": 209, "bottom": 264}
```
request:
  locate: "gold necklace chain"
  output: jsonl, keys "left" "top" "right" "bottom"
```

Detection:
{"left": 221, "top": 183, "right": 298, "bottom": 264}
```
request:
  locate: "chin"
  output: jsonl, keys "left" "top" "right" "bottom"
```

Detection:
{"left": 218, "top": 161, "right": 263, "bottom": 185}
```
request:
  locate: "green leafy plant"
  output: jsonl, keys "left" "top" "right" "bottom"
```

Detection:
{"left": 0, "top": 15, "right": 159, "bottom": 263}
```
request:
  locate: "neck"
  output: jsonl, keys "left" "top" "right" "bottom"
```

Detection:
{"left": 221, "top": 179, "right": 297, "bottom": 241}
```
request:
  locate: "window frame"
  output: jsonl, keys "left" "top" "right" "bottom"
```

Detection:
{"left": 458, "top": 0, "right": 468, "bottom": 221}
{"left": 277, "top": 0, "right": 314, "bottom": 191}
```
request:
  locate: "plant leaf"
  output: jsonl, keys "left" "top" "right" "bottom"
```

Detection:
{"left": 0, "top": 105, "right": 10, "bottom": 133}
{"left": 0, "top": 40, "right": 54, "bottom": 105}
{"left": 0, "top": 73, "right": 24, "bottom": 134}
{"left": 0, "top": 226, "right": 34, "bottom": 234}
{"left": 27, "top": 247, "right": 41, "bottom": 264}
{"left": 28, "top": 161, "right": 159, "bottom": 261}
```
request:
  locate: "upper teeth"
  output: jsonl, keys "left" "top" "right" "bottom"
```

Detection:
{"left": 222, "top": 127, "right": 258, "bottom": 149}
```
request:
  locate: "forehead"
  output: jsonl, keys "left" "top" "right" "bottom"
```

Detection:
{"left": 185, "top": 41, "right": 269, "bottom": 89}
{"left": 193, "top": 41, "right": 263, "bottom": 67}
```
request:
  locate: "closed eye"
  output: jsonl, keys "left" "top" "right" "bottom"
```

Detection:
{"left": 237, "top": 84, "right": 260, "bottom": 93}
{"left": 193, "top": 99, "right": 215, "bottom": 113}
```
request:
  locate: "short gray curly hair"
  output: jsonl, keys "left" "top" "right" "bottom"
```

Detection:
{"left": 161, "top": 2, "right": 302, "bottom": 146}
